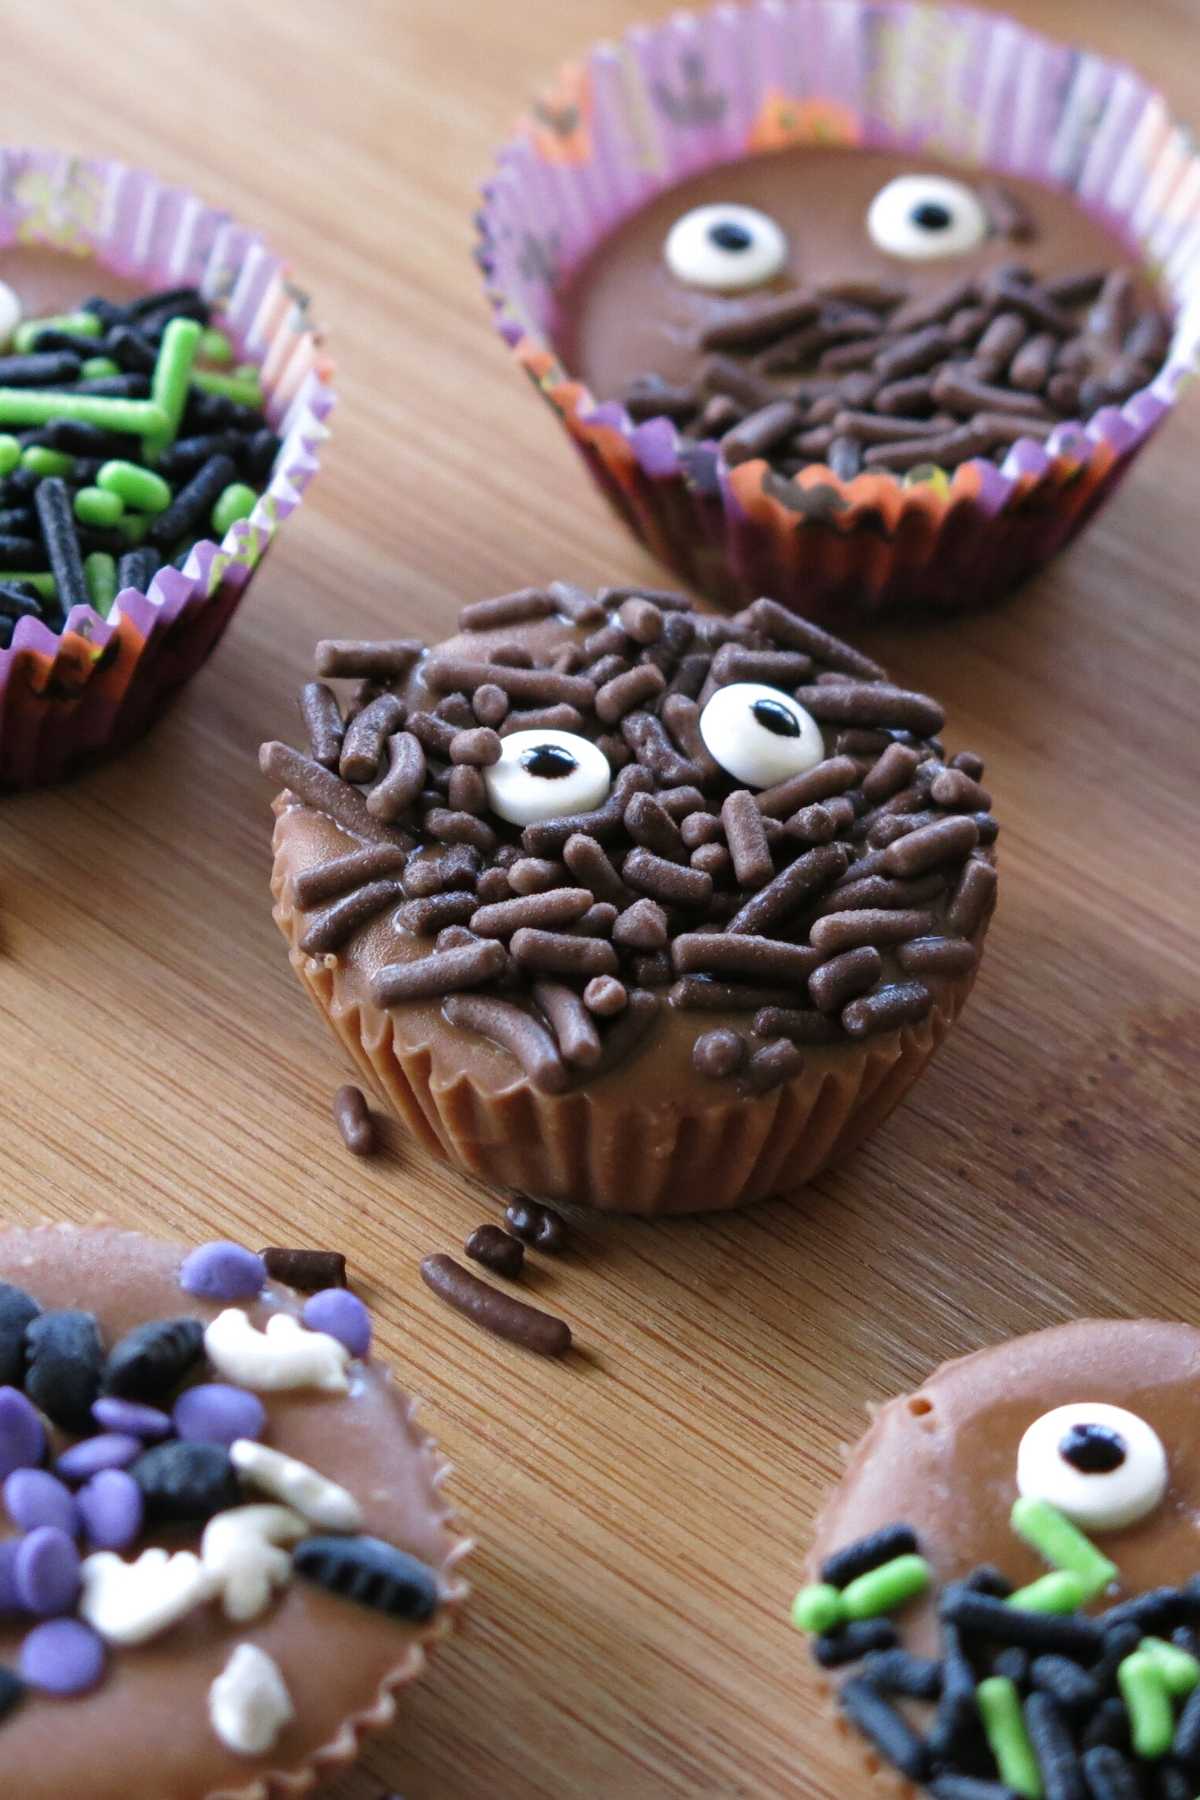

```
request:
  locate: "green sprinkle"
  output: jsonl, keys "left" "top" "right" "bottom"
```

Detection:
{"left": 115, "top": 513, "right": 150, "bottom": 545}
{"left": 790, "top": 1583, "right": 844, "bottom": 1635}
{"left": 199, "top": 326, "right": 234, "bottom": 365}
{"left": 13, "top": 310, "right": 102, "bottom": 354}
{"left": 192, "top": 368, "right": 263, "bottom": 407}
{"left": 1119, "top": 1651, "right": 1174, "bottom": 1758}
{"left": 977, "top": 1676, "right": 1042, "bottom": 1798}
{"left": 144, "top": 315, "right": 201, "bottom": 459}
{"left": 0, "top": 391, "right": 168, "bottom": 435}
{"left": 84, "top": 552, "right": 117, "bottom": 615}
{"left": 81, "top": 355, "right": 120, "bottom": 379}
{"left": 1006, "top": 1571, "right": 1088, "bottom": 1614}
{"left": 97, "top": 459, "right": 172, "bottom": 514}
{"left": 74, "top": 486, "right": 125, "bottom": 528}
{"left": 1009, "top": 1498, "right": 1118, "bottom": 1601}
{"left": 3, "top": 572, "right": 57, "bottom": 598}
{"left": 841, "top": 1555, "right": 932, "bottom": 1622}
{"left": 20, "top": 445, "right": 74, "bottom": 479}
{"left": 1141, "top": 1636, "right": 1200, "bottom": 1698}
{"left": 0, "top": 434, "right": 19, "bottom": 475}
{"left": 210, "top": 481, "right": 258, "bottom": 537}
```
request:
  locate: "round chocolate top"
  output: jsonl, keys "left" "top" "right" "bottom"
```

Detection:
{"left": 809, "top": 1318, "right": 1200, "bottom": 1669}
{"left": 0, "top": 1227, "right": 464, "bottom": 1800}
{"left": 557, "top": 146, "right": 1148, "bottom": 400}
{"left": 265, "top": 585, "right": 996, "bottom": 1106}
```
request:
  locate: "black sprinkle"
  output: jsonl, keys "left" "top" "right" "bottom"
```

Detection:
{"left": 820, "top": 1523, "right": 919, "bottom": 1589}
{"left": 1030, "top": 1655, "right": 1100, "bottom": 1713}
{"left": 939, "top": 1586, "right": 1104, "bottom": 1658}
{"left": 0, "top": 352, "right": 82, "bottom": 387}
{"left": 965, "top": 1564, "right": 1015, "bottom": 1600}
{"left": 993, "top": 1647, "right": 1030, "bottom": 1687}
{"left": 929, "top": 1779, "right": 1023, "bottom": 1800}
{"left": 34, "top": 477, "right": 88, "bottom": 613}
{"left": 1099, "top": 1588, "right": 1186, "bottom": 1636}
{"left": 1156, "top": 1763, "right": 1194, "bottom": 1800}
{"left": 1024, "top": 1691, "right": 1084, "bottom": 1800}
{"left": 1173, "top": 1680, "right": 1200, "bottom": 1761}
{"left": 1091, "top": 1624, "right": 1143, "bottom": 1694}
{"left": 1079, "top": 1745, "right": 1139, "bottom": 1800}
{"left": 861, "top": 1648, "right": 943, "bottom": 1701}
{"left": 0, "top": 1283, "right": 39, "bottom": 1386}
{"left": 131, "top": 1441, "right": 239, "bottom": 1523}
{"left": 293, "top": 1534, "right": 442, "bottom": 1622}
{"left": 838, "top": 1678, "right": 930, "bottom": 1781}
{"left": 127, "top": 284, "right": 209, "bottom": 325}
{"left": 24, "top": 1309, "right": 104, "bottom": 1433}
{"left": 146, "top": 452, "right": 236, "bottom": 551}
{"left": 813, "top": 1619, "right": 898, "bottom": 1666}
{"left": 0, "top": 1667, "right": 22, "bottom": 1724}
{"left": 0, "top": 535, "right": 44, "bottom": 571}
{"left": 102, "top": 1317, "right": 205, "bottom": 1403}
{"left": 927, "top": 1616, "right": 979, "bottom": 1764}
{"left": 116, "top": 548, "right": 161, "bottom": 594}
{"left": 1081, "top": 1697, "right": 1132, "bottom": 1755}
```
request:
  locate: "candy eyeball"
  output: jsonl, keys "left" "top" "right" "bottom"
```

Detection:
{"left": 698, "top": 682, "right": 824, "bottom": 789}
{"left": 664, "top": 204, "right": 788, "bottom": 292}
{"left": 1015, "top": 1402, "right": 1168, "bottom": 1533}
{"left": 483, "top": 728, "right": 611, "bottom": 826}
{"left": 867, "top": 174, "right": 989, "bottom": 262}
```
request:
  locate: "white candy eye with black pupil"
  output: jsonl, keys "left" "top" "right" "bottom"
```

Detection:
{"left": 1015, "top": 1402, "right": 1168, "bottom": 1533}
{"left": 664, "top": 203, "right": 788, "bottom": 292}
{"left": 698, "top": 681, "right": 824, "bottom": 788}
{"left": 867, "top": 174, "right": 989, "bottom": 261}
{"left": 483, "top": 728, "right": 611, "bottom": 826}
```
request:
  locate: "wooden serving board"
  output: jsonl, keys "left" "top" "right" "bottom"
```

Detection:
{"left": 1, "top": 1, "right": 1197, "bottom": 1794}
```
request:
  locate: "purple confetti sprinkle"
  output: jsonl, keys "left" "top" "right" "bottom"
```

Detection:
{"left": 302, "top": 1288, "right": 371, "bottom": 1358}
{"left": 15, "top": 1527, "right": 80, "bottom": 1617}
{"left": 20, "top": 1618, "right": 106, "bottom": 1695}
{"left": 172, "top": 1383, "right": 266, "bottom": 1449}
{"left": 4, "top": 1469, "right": 79, "bottom": 1537}
{"left": 77, "top": 1469, "right": 143, "bottom": 1552}
{"left": 179, "top": 1241, "right": 266, "bottom": 1302}
{"left": 56, "top": 1434, "right": 142, "bottom": 1483}
{"left": 0, "top": 1388, "right": 45, "bottom": 1480}
{"left": 91, "top": 1396, "right": 172, "bottom": 1441}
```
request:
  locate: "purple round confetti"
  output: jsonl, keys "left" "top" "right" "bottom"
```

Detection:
{"left": 55, "top": 1434, "right": 142, "bottom": 1483}
{"left": 77, "top": 1468, "right": 143, "bottom": 1552}
{"left": 0, "top": 1540, "right": 23, "bottom": 1617}
{"left": 91, "top": 1396, "right": 172, "bottom": 1441}
{"left": 15, "top": 1527, "right": 80, "bottom": 1617}
{"left": 179, "top": 1241, "right": 266, "bottom": 1302}
{"left": 172, "top": 1383, "right": 266, "bottom": 1449}
{"left": 0, "top": 1387, "right": 45, "bottom": 1480}
{"left": 19, "top": 1618, "right": 105, "bottom": 1695}
{"left": 4, "top": 1468, "right": 78, "bottom": 1537}
{"left": 302, "top": 1288, "right": 371, "bottom": 1358}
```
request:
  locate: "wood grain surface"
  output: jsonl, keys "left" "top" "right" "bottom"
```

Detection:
{"left": 1, "top": 1, "right": 1198, "bottom": 1795}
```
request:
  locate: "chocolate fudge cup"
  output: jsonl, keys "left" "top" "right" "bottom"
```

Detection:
{"left": 792, "top": 1321, "right": 1200, "bottom": 1795}
{"left": 478, "top": 0, "right": 1200, "bottom": 620}
{"left": 0, "top": 148, "right": 334, "bottom": 790}
{"left": 0, "top": 1223, "right": 468, "bottom": 1799}
{"left": 263, "top": 583, "right": 996, "bottom": 1215}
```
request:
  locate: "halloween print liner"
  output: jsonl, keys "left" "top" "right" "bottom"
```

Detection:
{"left": 478, "top": 0, "right": 1200, "bottom": 619}
{"left": 0, "top": 149, "right": 334, "bottom": 790}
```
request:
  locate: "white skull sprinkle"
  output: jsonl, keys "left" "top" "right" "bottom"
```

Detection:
{"left": 203, "top": 1308, "right": 351, "bottom": 1393}
{"left": 200, "top": 1504, "right": 308, "bottom": 1623}
{"left": 208, "top": 1642, "right": 295, "bottom": 1756}
{"left": 229, "top": 1439, "right": 362, "bottom": 1533}
{"left": 79, "top": 1547, "right": 217, "bottom": 1646}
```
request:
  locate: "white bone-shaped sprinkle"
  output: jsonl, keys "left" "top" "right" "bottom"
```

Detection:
{"left": 229, "top": 1439, "right": 363, "bottom": 1533}
{"left": 79, "top": 1547, "right": 217, "bottom": 1646}
{"left": 200, "top": 1504, "right": 308, "bottom": 1623}
{"left": 204, "top": 1309, "right": 351, "bottom": 1393}
{"left": 209, "top": 1642, "right": 295, "bottom": 1756}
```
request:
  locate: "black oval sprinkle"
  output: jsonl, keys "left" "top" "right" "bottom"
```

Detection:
{"left": 131, "top": 1441, "right": 240, "bottom": 1523}
{"left": 1059, "top": 1422, "right": 1127, "bottom": 1474}
{"left": 751, "top": 697, "right": 800, "bottom": 739}
{"left": 0, "top": 1666, "right": 22, "bottom": 1724}
{"left": 520, "top": 744, "right": 577, "bottom": 780}
{"left": 293, "top": 1534, "right": 441, "bottom": 1622}
{"left": 0, "top": 1283, "right": 39, "bottom": 1388}
{"left": 24, "top": 1309, "right": 104, "bottom": 1434}
{"left": 102, "top": 1317, "right": 206, "bottom": 1403}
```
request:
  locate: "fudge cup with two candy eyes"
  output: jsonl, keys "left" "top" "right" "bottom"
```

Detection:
{"left": 263, "top": 583, "right": 997, "bottom": 1216}
{"left": 479, "top": 0, "right": 1200, "bottom": 620}
{"left": 794, "top": 1320, "right": 1200, "bottom": 1795}
{"left": 0, "top": 147, "right": 333, "bottom": 790}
